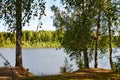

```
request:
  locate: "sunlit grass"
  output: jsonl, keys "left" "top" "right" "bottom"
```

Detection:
{"left": 20, "top": 71, "right": 120, "bottom": 80}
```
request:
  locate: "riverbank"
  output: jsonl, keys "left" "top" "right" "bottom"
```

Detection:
{"left": 0, "top": 67, "right": 34, "bottom": 80}
{"left": 20, "top": 68, "right": 120, "bottom": 80}
{"left": 0, "top": 42, "right": 61, "bottom": 48}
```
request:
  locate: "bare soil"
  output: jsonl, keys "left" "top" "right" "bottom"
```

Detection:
{"left": 62, "top": 68, "right": 119, "bottom": 80}
{"left": 18, "top": 68, "right": 120, "bottom": 80}
{"left": 0, "top": 67, "right": 34, "bottom": 79}
{"left": 74, "top": 68, "right": 113, "bottom": 73}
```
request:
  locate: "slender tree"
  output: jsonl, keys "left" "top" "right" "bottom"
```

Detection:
{"left": 105, "top": 0, "right": 120, "bottom": 69}
{"left": 0, "top": 0, "right": 45, "bottom": 67}
{"left": 94, "top": 0, "right": 101, "bottom": 68}
{"left": 51, "top": 0, "right": 96, "bottom": 68}
{"left": 108, "top": 17, "right": 113, "bottom": 69}
{"left": 15, "top": 0, "right": 22, "bottom": 67}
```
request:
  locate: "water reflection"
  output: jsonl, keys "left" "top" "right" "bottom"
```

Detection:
{"left": 0, "top": 48, "right": 119, "bottom": 75}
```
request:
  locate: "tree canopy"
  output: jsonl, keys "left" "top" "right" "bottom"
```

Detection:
{"left": 51, "top": 0, "right": 120, "bottom": 69}
{"left": 0, "top": 0, "right": 46, "bottom": 67}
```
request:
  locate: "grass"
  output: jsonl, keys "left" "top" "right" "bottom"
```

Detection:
{"left": 20, "top": 68, "right": 120, "bottom": 80}
{"left": 20, "top": 74, "right": 120, "bottom": 80}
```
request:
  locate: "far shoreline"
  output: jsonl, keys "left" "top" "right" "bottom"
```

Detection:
{"left": 0, "top": 46, "right": 61, "bottom": 48}
{"left": 0, "top": 42, "right": 61, "bottom": 48}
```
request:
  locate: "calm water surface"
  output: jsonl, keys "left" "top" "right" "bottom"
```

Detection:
{"left": 0, "top": 48, "right": 119, "bottom": 75}
{"left": 0, "top": 48, "right": 77, "bottom": 75}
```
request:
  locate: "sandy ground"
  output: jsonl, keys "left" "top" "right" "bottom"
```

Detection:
{"left": 0, "top": 76, "right": 12, "bottom": 80}
{"left": 0, "top": 67, "right": 34, "bottom": 79}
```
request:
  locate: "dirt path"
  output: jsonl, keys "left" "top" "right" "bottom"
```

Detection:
{"left": 21, "top": 68, "right": 120, "bottom": 80}
{"left": 0, "top": 67, "right": 34, "bottom": 79}
{"left": 0, "top": 76, "right": 12, "bottom": 80}
{"left": 63, "top": 68, "right": 120, "bottom": 80}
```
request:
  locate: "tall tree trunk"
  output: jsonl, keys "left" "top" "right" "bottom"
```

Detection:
{"left": 94, "top": 1, "right": 100, "bottom": 68}
{"left": 108, "top": 18, "right": 114, "bottom": 70}
{"left": 15, "top": 0, "right": 23, "bottom": 68}
{"left": 78, "top": 51, "right": 84, "bottom": 69}
{"left": 83, "top": 48, "right": 89, "bottom": 68}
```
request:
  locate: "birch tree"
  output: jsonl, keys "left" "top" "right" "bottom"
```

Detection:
{"left": 0, "top": 0, "right": 45, "bottom": 67}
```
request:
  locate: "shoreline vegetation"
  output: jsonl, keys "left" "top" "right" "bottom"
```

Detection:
{"left": 0, "top": 30, "right": 119, "bottom": 49}
{"left": 0, "top": 30, "right": 62, "bottom": 48}
{"left": 0, "top": 42, "right": 61, "bottom": 48}
{"left": 21, "top": 68, "right": 120, "bottom": 80}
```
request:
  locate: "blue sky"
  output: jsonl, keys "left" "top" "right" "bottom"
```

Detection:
{"left": 0, "top": 0, "right": 61, "bottom": 32}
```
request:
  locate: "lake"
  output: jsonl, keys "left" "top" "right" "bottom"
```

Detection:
{"left": 0, "top": 48, "right": 77, "bottom": 75}
{"left": 0, "top": 48, "right": 119, "bottom": 75}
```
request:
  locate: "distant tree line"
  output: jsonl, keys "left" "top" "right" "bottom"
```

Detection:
{"left": 0, "top": 30, "right": 63, "bottom": 48}
{"left": 1, "top": 30, "right": 120, "bottom": 48}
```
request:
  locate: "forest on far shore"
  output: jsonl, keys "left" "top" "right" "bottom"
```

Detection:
{"left": 0, "top": 30, "right": 120, "bottom": 48}
{"left": 0, "top": 30, "right": 63, "bottom": 48}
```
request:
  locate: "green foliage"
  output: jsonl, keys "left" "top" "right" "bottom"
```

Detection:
{"left": 99, "top": 36, "right": 109, "bottom": 54}
{"left": 0, "top": 0, "right": 46, "bottom": 31}
{"left": 115, "top": 35, "right": 120, "bottom": 47}
{"left": 0, "top": 0, "right": 46, "bottom": 67}
{"left": 51, "top": 0, "right": 98, "bottom": 68}
{"left": 51, "top": 0, "right": 120, "bottom": 69}
{"left": 114, "top": 56, "right": 120, "bottom": 72}
{"left": 60, "top": 58, "right": 73, "bottom": 74}
{"left": 0, "top": 30, "right": 62, "bottom": 48}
